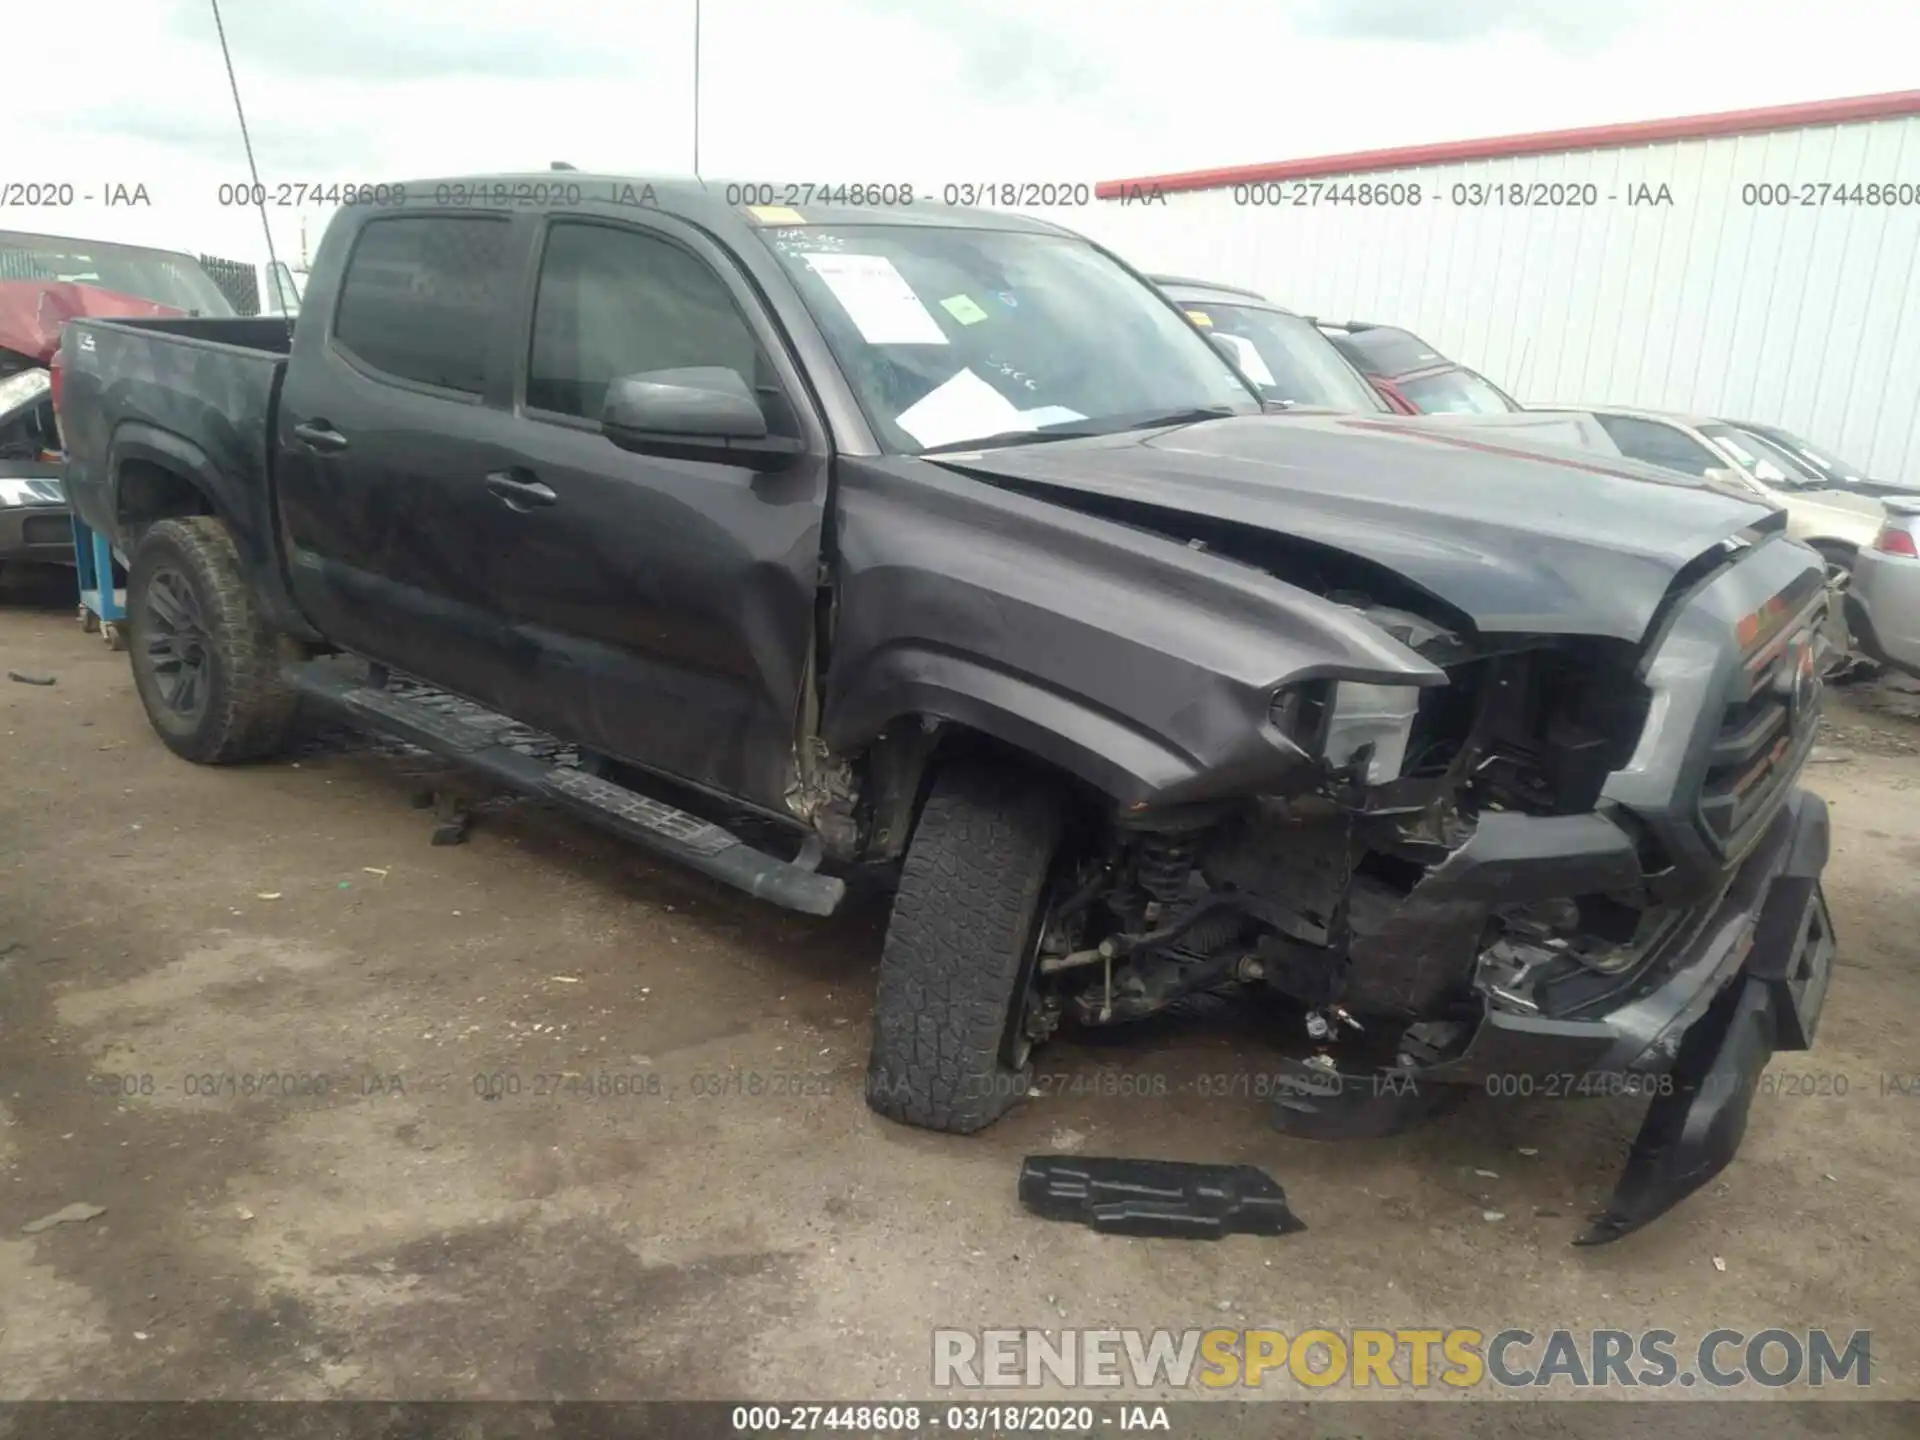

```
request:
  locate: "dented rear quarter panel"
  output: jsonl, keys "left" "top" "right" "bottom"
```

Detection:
{"left": 822, "top": 454, "right": 1446, "bottom": 808}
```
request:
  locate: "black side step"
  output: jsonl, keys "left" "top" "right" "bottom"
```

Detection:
{"left": 282, "top": 661, "right": 845, "bottom": 917}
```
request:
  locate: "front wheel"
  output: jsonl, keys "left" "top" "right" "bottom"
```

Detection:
{"left": 866, "top": 759, "right": 1068, "bottom": 1134}
{"left": 127, "top": 516, "right": 299, "bottom": 764}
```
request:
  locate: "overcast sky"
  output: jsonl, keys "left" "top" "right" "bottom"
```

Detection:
{"left": 6, "top": 0, "right": 1914, "bottom": 263}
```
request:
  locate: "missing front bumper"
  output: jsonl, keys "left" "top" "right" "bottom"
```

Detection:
{"left": 1268, "top": 788, "right": 1835, "bottom": 1244}
{"left": 1575, "top": 869, "right": 1834, "bottom": 1244}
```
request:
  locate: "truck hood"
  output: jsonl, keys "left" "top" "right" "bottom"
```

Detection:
{"left": 925, "top": 413, "right": 1781, "bottom": 642}
{"left": 0, "top": 281, "right": 180, "bottom": 366}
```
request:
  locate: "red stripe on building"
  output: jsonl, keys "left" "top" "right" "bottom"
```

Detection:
{"left": 1094, "top": 89, "right": 1920, "bottom": 199}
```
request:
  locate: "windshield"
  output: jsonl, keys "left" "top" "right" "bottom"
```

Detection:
{"left": 1180, "top": 301, "right": 1387, "bottom": 413}
{"left": 1700, "top": 424, "right": 1825, "bottom": 488}
{"left": 761, "top": 225, "right": 1259, "bottom": 453}
{"left": 0, "top": 232, "right": 234, "bottom": 316}
{"left": 1397, "top": 367, "right": 1519, "bottom": 415}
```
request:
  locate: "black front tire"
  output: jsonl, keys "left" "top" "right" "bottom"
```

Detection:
{"left": 127, "top": 516, "right": 299, "bottom": 764}
{"left": 866, "top": 759, "right": 1065, "bottom": 1134}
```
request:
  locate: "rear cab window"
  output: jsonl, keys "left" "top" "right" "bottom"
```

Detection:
{"left": 331, "top": 215, "right": 512, "bottom": 394}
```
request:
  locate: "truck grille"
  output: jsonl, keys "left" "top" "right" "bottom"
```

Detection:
{"left": 1698, "top": 586, "right": 1827, "bottom": 858}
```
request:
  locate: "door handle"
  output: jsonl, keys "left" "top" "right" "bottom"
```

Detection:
{"left": 291, "top": 421, "right": 349, "bottom": 453}
{"left": 485, "top": 469, "right": 558, "bottom": 512}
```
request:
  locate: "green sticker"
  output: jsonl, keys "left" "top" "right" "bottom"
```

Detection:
{"left": 940, "top": 293, "right": 990, "bottom": 325}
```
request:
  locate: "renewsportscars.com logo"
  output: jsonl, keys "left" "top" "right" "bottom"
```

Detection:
{"left": 932, "top": 1327, "right": 1872, "bottom": 1392}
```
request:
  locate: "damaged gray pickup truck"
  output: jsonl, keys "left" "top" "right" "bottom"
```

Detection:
{"left": 56, "top": 177, "right": 1834, "bottom": 1242}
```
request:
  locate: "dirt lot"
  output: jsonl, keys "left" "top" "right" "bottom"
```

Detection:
{"left": 2, "top": 570, "right": 1916, "bottom": 1416}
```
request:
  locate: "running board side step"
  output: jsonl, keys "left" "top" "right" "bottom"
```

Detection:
{"left": 282, "top": 661, "right": 845, "bottom": 917}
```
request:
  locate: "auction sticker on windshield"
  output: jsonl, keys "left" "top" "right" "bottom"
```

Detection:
{"left": 894, "top": 369, "right": 1086, "bottom": 449}
{"left": 800, "top": 252, "right": 948, "bottom": 345}
{"left": 896, "top": 368, "right": 1025, "bottom": 447}
{"left": 939, "top": 293, "right": 990, "bottom": 325}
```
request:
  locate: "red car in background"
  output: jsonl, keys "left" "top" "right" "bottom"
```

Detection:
{"left": 1312, "top": 318, "right": 1522, "bottom": 416}
{"left": 1, "top": 230, "right": 233, "bottom": 570}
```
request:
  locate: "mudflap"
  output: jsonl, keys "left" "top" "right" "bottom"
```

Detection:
{"left": 1018, "top": 1156, "right": 1307, "bottom": 1240}
{"left": 1576, "top": 879, "right": 1835, "bottom": 1246}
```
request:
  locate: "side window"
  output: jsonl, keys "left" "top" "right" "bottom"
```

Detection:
{"left": 1596, "top": 416, "right": 1718, "bottom": 476}
{"left": 527, "top": 222, "right": 771, "bottom": 423}
{"left": 333, "top": 216, "right": 511, "bottom": 394}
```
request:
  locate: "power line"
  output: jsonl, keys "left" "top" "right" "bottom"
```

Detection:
{"left": 208, "top": 0, "right": 291, "bottom": 337}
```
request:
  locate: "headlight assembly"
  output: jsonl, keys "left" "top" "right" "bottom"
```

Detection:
{"left": 1270, "top": 678, "right": 1422, "bottom": 785}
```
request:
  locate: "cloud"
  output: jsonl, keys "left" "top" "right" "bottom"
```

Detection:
{"left": 855, "top": 0, "right": 1112, "bottom": 103}
{"left": 1293, "top": 0, "right": 1652, "bottom": 54}
{"left": 166, "top": 0, "right": 635, "bottom": 79}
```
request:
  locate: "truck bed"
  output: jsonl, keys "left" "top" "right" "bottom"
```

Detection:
{"left": 59, "top": 315, "right": 292, "bottom": 553}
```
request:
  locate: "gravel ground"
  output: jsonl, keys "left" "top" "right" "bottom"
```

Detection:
{"left": 1, "top": 570, "right": 1915, "bottom": 1427}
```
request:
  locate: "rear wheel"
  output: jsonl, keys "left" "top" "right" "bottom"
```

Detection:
{"left": 866, "top": 759, "right": 1068, "bottom": 1134}
{"left": 127, "top": 516, "right": 299, "bottom": 764}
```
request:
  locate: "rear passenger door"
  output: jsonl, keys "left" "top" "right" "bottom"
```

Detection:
{"left": 277, "top": 210, "right": 530, "bottom": 701}
{"left": 474, "top": 215, "right": 830, "bottom": 814}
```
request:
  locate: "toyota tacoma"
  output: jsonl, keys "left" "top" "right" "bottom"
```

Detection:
{"left": 56, "top": 177, "right": 1835, "bottom": 1242}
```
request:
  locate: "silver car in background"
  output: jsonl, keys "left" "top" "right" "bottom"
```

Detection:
{"left": 1566, "top": 408, "right": 1883, "bottom": 576}
{"left": 1848, "top": 498, "right": 1920, "bottom": 679}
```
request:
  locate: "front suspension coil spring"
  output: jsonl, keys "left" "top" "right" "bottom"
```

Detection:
{"left": 1136, "top": 832, "right": 1200, "bottom": 903}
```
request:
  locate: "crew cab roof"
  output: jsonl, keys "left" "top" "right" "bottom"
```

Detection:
{"left": 1311, "top": 322, "right": 1449, "bottom": 378}
{"left": 1152, "top": 279, "right": 1305, "bottom": 317}
{"left": 1148, "top": 275, "right": 1291, "bottom": 310}
{"left": 382, "top": 174, "right": 1084, "bottom": 239}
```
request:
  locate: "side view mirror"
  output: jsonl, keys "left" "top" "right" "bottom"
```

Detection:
{"left": 601, "top": 367, "right": 803, "bottom": 468}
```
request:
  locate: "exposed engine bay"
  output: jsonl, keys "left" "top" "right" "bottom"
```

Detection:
{"left": 999, "top": 537, "right": 1797, "bottom": 1096}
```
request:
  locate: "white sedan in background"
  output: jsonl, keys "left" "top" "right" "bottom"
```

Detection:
{"left": 1566, "top": 408, "right": 1883, "bottom": 575}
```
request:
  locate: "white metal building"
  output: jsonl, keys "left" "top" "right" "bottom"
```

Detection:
{"left": 1070, "top": 91, "right": 1920, "bottom": 487}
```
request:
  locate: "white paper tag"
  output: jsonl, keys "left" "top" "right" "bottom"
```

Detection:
{"left": 896, "top": 369, "right": 1030, "bottom": 448}
{"left": 801, "top": 253, "right": 948, "bottom": 345}
{"left": 1016, "top": 405, "right": 1087, "bottom": 428}
{"left": 1214, "top": 332, "right": 1276, "bottom": 388}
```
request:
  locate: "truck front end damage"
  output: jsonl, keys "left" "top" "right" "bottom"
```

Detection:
{"left": 1018, "top": 530, "right": 1834, "bottom": 1243}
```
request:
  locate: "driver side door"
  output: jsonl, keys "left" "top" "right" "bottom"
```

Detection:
{"left": 476, "top": 214, "right": 831, "bottom": 814}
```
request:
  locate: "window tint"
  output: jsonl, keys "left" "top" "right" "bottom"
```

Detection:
{"left": 528, "top": 222, "right": 766, "bottom": 421}
{"left": 1594, "top": 416, "right": 1719, "bottom": 476}
{"left": 333, "top": 216, "right": 510, "bottom": 394}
